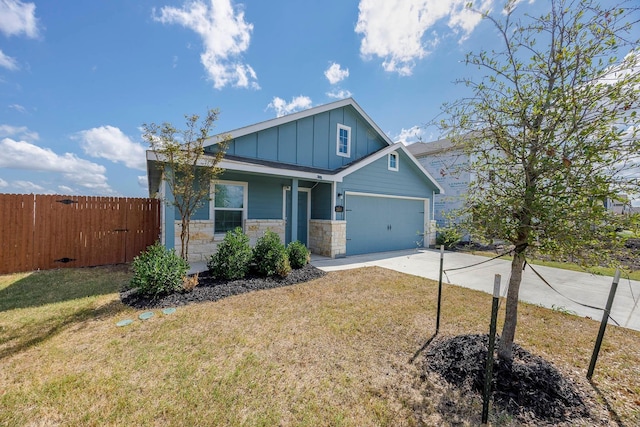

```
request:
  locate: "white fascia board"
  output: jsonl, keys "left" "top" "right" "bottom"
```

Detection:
{"left": 334, "top": 143, "right": 446, "bottom": 194}
{"left": 346, "top": 98, "right": 394, "bottom": 146}
{"left": 219, "top": 159, "right": 340, "bottom": 182}
{"left": 148, "top": 150, "right": 339, "bottom": 182}
{"left": 203, "top": 98, "right": 394, "bottom": 148}
{"left": 333, "top": 144, "right": 398, "bottom": 180}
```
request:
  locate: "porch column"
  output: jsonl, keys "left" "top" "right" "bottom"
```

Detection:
{"left": 291, "top": 178, "right": 299, "bottom": 242}
{"left": 164, "top": 177, "right": 175, "bottom": 250}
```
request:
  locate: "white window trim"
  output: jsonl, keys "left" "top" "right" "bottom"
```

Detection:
{"left": 336, "top": 123, "right": 351, "bottom": 158}
{"left": 210, "top": 180, "right": 248, "bottom": 236}
{"left": 388, "top": 152, "right": 399, "bottom": 171}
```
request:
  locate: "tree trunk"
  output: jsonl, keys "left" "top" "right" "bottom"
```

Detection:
{"left": 497, "top": 249, "right": 526, "bottom": 362}
{"left": 180, "top": 218, "right": 190, "bottom": 261}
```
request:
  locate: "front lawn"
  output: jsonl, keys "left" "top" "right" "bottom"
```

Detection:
{"left": 0, "top": 265, "right": 638, "bottom": 426}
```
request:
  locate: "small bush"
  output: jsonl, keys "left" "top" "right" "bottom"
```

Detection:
{"left": 253, "top": 230, "right": 290, "bottom": 277}
{"left": 182, "top": 273, "right": 199, "bottom": 292}
{"left": 287, "top": 241, "right": 310, "bottom": 269}
{"left": 130, "top": 242, "right": 189, "bottom": 298}
{"left": 207, "top": 227, "right": 252, "bottom": 279}
{"left": 436, "top": 226, "right": 462, "bottom": 250}
{"left": 276, "top": 255, "right": 292, "bottom": 277}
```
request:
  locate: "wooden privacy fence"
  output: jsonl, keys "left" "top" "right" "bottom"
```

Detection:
{"left": 0, "top": 194, "right": 160, "bottom": 274}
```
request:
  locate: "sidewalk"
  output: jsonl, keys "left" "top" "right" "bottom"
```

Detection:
{"left": 311, "top": 248, "right": 640, "bottom": 332}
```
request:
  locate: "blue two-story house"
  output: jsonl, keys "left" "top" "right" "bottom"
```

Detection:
{"left": 147, "top": 98, "right": 444, "bottom": 261}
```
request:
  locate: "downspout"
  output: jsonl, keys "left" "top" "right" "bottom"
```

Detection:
{"left": 432, "top": 190, "right": 436, "bottom": 219}
{"left": 291, "top": 178, "right": 299, "bottom": 242}
{"left": 331, "top": 181, "right": 336, "bottom": 221}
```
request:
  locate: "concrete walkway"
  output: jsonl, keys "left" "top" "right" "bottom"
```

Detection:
{"left": 310, "top": 248, "right": 640, "bottom": 332}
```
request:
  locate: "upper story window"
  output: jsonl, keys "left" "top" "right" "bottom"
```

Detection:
{"left": 212, "top": 181, "right": 247, "bottom": 234}
{"left": 337, "top": 124, "right": 351, "bottom": 157}
{"left": 388, "top": 152, "right": 399, "bottom": 171}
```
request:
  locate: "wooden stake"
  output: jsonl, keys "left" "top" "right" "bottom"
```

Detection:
{"left": 482, "top": 274, "right": 501, "bottom": 424}
{"left": 587, "top": 268, "right": 621, "bottom": 380}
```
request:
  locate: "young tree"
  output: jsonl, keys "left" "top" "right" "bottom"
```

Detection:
{"left": 143, "top": 109, "right": 230, "bottom": 261}
{"left": 440, "top": 0, "right": 640, "bottom": 361}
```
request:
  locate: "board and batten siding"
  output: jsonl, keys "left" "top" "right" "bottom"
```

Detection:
{"left": 216, "top": 106, "right": 387, "bottom": 170}
{"left": 338, "top": 150, "right": 438, "bottom": 199}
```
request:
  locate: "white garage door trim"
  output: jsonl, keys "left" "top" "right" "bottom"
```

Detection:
{"left": 344, "top": 191, "right": 430, "bottom": 253}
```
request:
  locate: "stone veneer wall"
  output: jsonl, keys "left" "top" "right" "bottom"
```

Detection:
{"left": 309, "top": 220, "right": 346, "bottom": 258}
{"left": 174, "top": 219, "right": 286, "bottom": 263}
{"left": 244, "top": 219, "right": 286, "bottom": 247}
{"left": 427, "top": 220, "right": 437, "bottom": 247}
{"left": 173, "top": 220, "right": 217, "bottom": 263}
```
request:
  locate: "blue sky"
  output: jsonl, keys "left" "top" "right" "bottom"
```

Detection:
{"left": 0, "top": 0, "right": 637, "bottom": 199}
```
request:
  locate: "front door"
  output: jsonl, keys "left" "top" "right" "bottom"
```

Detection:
{"left": 285, "top": 189, "right": 310, "bottom": 246}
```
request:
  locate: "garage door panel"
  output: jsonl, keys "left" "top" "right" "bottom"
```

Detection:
{"left": 346, "top": 194, "right": 425, "bottom": 255}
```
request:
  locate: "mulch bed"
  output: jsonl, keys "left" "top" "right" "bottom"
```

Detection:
{"left": 423, "top": 334, "right": 593, "bottom": 425}
{"left": 120, "top": 264, "right": 326, "bottom": 310}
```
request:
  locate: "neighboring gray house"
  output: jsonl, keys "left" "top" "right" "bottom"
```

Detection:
{"left": 407, "top": 138, "right": 470, "bottom": 227}
{"left": 147, "top": 98, "right": 444, "bottom": 261}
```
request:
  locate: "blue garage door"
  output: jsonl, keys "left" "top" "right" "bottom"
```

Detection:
{"left": 345, "top": 194, "right": 425, "bottom": 255}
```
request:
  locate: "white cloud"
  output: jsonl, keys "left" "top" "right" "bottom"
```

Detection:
{"left": 138, "top": 175, "right": 148, "bottom": 188}
{"left": 74, "top": 125, "right": 146, "bottom": 170}
{"left": 0, "top": 49, "right": 19, "bottom": 70}
{"left": 57, "top": 185, "right": 76, "bottom": 194}
{"left": 355, "top": 0, "right": 494, "bottom": 75}
{"left": 325, "top": 62, "right": 349, "bottom": 84}
{"left": 0, "top": 177, "right": 8, "bottom": 187}
{"left": 9, "top": 104, "right": 26, "bottom": 113}
{"left": 393, "top": 125, "right": 424, "bottom": 144}
{"left": 0, "top": 138, "right": 113, "bottom": 193}
{"left": 13, "top": 180, "right": 45, "bottom": 193}
{"left": 0, "top": 0, "right": 39, "bottom": 38}
{"left": 326, "top": 89, "right": 353, "bottom": 100}
{"left": 0, "top": 124, "right": 39, "bottom": 141}
{"left": 266, "top": 96, "right": 313, "bottom": 118}
{"left": 154, "top": 0, "right": 259, "bottom": 90}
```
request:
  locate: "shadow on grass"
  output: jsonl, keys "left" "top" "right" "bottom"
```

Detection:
{"left": 0, "top": 265, "right": 130, "bottom": 312}
{"left": 588, "top": 379, "right": 625, "bottom": 427}
{"left": 0, "top": 298, "right": 125, "bottom": 361}
{"left": 409, "top": 332, "right": 438, "bottom": 364}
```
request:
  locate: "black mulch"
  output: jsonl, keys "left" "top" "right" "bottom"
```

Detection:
{"left": 120, "top": 264, "right": 326, "bottom": 310}
{"left": 424, "top": 334, "right": 591, "bottom": 424}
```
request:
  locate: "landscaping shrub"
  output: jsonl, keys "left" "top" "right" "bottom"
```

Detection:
{"left": 287, "top": 240, "right": 310, "bottom": 269}
{"left": 130, "top": 242, "right": 189, "bottom": 297}
{"left": 207, "top": 227, "right": 253, "bottom": 279}
{"left": 182, "top": 273, "right": 199, "bottom": 292}
{"left": 436, "top": 226, "right": 462, "bottom": 250}
{"left": 253, "top": 230, "right": 290, "bottom": 277}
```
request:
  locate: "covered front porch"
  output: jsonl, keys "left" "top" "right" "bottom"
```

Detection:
{"left": 162, "top": 166, "right": 347, "bottom": 262}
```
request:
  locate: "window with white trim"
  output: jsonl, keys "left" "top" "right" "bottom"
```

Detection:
{"left": 212, "top": 181, "right": 247, "bottom": 234}
{"left": 388, "top": 152, "right": 399, "bottom": 171}
{"left": 336, "top": 124, "right": 351, "bottom": 157}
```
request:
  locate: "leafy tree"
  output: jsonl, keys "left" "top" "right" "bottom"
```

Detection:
{"left": 143, "top": 109, "right": 230, "bottom": 260}
{"left": 439, "top": 0, "right": 640, "bottom": 361}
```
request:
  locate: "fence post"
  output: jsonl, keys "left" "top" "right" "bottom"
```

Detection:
{"left": 482, "top": 274, "right": 501, "bottom": 424}
{"left": 587, "top": 268, "right": 621, "bottom": 380}
{"left": 436, "top": 244, "right": 444, "bottom": 334}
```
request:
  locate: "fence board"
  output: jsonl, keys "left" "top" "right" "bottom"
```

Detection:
{"left": 0, "top": 194, "right": 160, "bottom": 274}
{"left": 0, "top": 194, "right": 35, "bottom": 274}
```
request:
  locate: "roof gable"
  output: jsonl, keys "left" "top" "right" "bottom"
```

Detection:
{"left": 205, "top": 98, "right": 392, "bottom": 172}
{"left": 206, "top": 98, "right": 393, "bottom": 147}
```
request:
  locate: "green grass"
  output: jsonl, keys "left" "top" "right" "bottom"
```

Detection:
{"left": 0, "top": 265, "right": 638, "bottom": 426}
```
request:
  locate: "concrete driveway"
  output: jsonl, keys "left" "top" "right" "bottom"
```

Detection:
{"left": 311, "top": 248, "right": 640, "bottom": 332}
